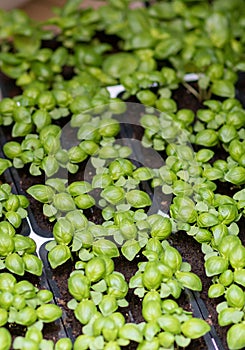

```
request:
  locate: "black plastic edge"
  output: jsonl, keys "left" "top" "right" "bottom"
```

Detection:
{"left": 0, "top": 127, "right": 53, "bottom": 238}
{"left": 39, "top": 242, "right": 71, "bottom": 339}
{"left": 0, "top": 142, "right": 30, "bottom": 236}
{"left": 193, "top": 291, "right": 226, "bottom": 350}
{"left": 38, "top": 258, "right": 68, "bottom": 339}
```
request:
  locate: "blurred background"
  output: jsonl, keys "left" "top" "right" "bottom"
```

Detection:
{"left": 0, "top": 0, "right": 104, "bottom": 20}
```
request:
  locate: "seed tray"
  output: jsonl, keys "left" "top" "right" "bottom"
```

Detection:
{"left": 39, "top": 242, "right": 222, "bottom": 350}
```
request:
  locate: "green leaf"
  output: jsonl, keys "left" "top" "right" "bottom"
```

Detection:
{"left": 93, "top": 239, "right": 119, "bottom": 258}
{"left": 53, "top": 193, "right": 76, "bottom": 212}
{"left": 121, "top": 239, "right": 141, "bottom": 261}
{"left": 211, "top": 80, "right": 235, "bottom": 98}
{"left": 67, "top": 299, "right": 78, "bottom": 310}
{"left": 102, "top": 53, "right": 139, "bottom": 78}
{"left": 27, "top": 185, "right": 55, "bottom": 203}
{"left": 126, "top": 190, "right": 151, "bottom": 208}
{"left": 181, "top": 318, "right": 211, "bottom": 339}
{"left": 42, "top": 155, "right": 60, "bottom": 177}
{"left": 175, "top": 271, "right": 202, "bottom": 291}
{"left": 48, "top": 245, "right": 71, "bottom": 269}
{"left": 91, "top": 279, "right": 107, "bottom": 293}
{"left": 43, "top": 204, "right": 57, "bottom": 218}
{"left": 117, "top": 298, "right": 129, "bottom": 307}
{"left": 23, "top": 254, "right": 43, "bottom": 276}
{"left": 205, "top": 13, "right": 229, "bottom": 48}
{"left": 5, "top": 253, "right": 24, "bottom": 276}
{"left": 90, "top": 291, "right": 103, "bottom": 306}
{"left": 175, "top": 335, "right": 191, "bottom": 348}
{"left": 227, "top": 323, "right": 245, "bottom": 350}
{"left": 208, "top": 283, "right": 225, "bottom": 298}
{"left": 36, "top": 304, "right": 62, "bottom": 323}
{"left": 205, "top": 256, "right": 228, "bottom": 277}
{"left": 0, "top": 159, "right": 12, "bottom": 175}
{"left": 218, "top": 307, "right": 243, "bottom": 326}
{"left": 119, "top": 324, "right": 143, "bottom": 343}
{"left": 225, "top": 166, "right": 245, "bottom": 185}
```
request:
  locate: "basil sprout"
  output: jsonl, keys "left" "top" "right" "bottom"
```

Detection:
{"left": 74, "top": 299, "right": 96, "bottom": 325}
{"left": 228, "top": 139, "right": 245, "bottom": 165}
{"left": 181, "top": 318, "right": 210, "bottom": 339}
{"left": 119, "top": 220, "right": 137, "bottom": 240}
{"left": 224, "top": 166, "right": 245, "bottom": 185}
{"left": 92, "top": 174, "right": 113, "bottom": 188}
{"left": 74, "top": 194, "right": 95, "bottom": 209}
{"left": 126, "top": 190, "right": 151, "bottom": 208}
{"left": 227, "top": 323, "right": 245, "bottom": 350}
{"left": 102, "top": 53, "right": 139, "bottom": 78}
{"left": 142, "top": 261, "right": 162, "bottom": 290}
{"left": 14, "top": 280, "right": 36, "bottom": 298}
{"left": 0, "top": 309, "right": 8, "bottom": 326}
{"left": 67, "top": 181, "right": 92, "bottom": 196}
{"left": 23, "top": 254, "right": 43, "bottom": 276}
{"left": 99, "top": 295, "right": 118, "bottom": 316}
{"left": 170, "top": 196, "right": 197, "bottom": 223}
{"left": 48, "top": 245, "right": 71, "bottom": 269}
{"left": 119, "top": 323, "right": 143, "bottom": 343}
{"left": 93, "top": 239, "right": 119, "bottom": 258}
{"left": 109, "top": 159, "right": 134, "bottom": 180}
{"left": 106, "top": 272, "right": 128, "bottom": 299}
{"left": 85, "top": 257, "right": 106, "bottom": 282}
{"left": 211, "top": 80, "right": 235, "bottom": 98}
{"left": 196, "top": 149, "right": 214, "bottom": 163}
{"left": 16, "top": 306, "right": 37, "bottom": 326}
{"left": 158, "top": 331, "right": 174, "bottom": 348}
{"left": 66, "top": 210, "right": 88, "bottom": 231}
{"left": 137, "top": 338, "right": 159, "bottom": 350}
{"left": 55, "top": 338, "right": 73, "bottom": 350}
{"left": 218, "top": 235, "right": 240, "bottom": 259}
{"left": 175, "top": 271, "right": 202, "bottom": 291}
{"left": 12, "top": 295, "right": 26, "bottom": 310}
{"left": 218, "top": 307, "right": 243, "bottom": 327}
{"left": 234, "top": 269, "right": 245, "bottom": 287}
{"left": 68, "top": 146, "right": 87, "bottom": 163}
{"left": 0, "top": 290, "right": 14, "bottom": 310}
{"left": 208, "top": 284, "right": 225, "bottom": 298}
{"left": 162, "top": 245, "right": 182, "bottom": 272}
{"left": 53, "top": 218, "right": 73, "bottom": 245}
{"left": 0, "top": 327, "right": 11, "bottom": 350}
{"left": 25, "top": 327, "right": 42, "bottom": 344}
{"left": 162, "top": 299, "right": 179, "bottom": 313}
{"left": 73, "top": 334, "right": 91, "bottom": 350}
{"left": 195, "top": 129, "right": 218, "bottom": 147}
{"left": 0, "top": 273, "right": 16, "bottom": 292}
{"left": 5, "top": 253, "right": 25, "bottom": 276}
{"left": 219, "top": 270, "right": 233, "bottom": 287}
{"left": 36, "top": 304, "right": 62, "bottom": 322}
{"left": 37, "top": 290, "right": 53, "bottom": 303}
{"left": 229, "top": 244, "right": 245, "bottom": 269}
{"left": 136, "top": 90, "right": 157, "bottom": 106}
{"left": 68, "top": 271, "right": 90, "bottom": 301}
{"left": 204, "top": 256, "right": 229, "bottom": 277}
{"left": 0, "top": 233, "right": 14, "bottom": 256}
{"left": 27, "top": 185, "right": 55, "bottom": 203}
{"left": 143, "top": 299, "right": 162, "bottom": 322}
{"left": 99, "top": 119, "right": 120, "bottom": 138}
{"left": 226, "top": 284, "right": 245, "bottom": 309}
{"left": 101, "top": 186, "right": 125, "bottom": 205}
{"left": 148, "top": 214, "right": 172, "bottom": 240}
